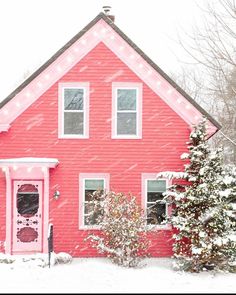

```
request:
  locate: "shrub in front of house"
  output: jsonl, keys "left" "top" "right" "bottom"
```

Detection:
{"left": 86, "top": 191, "right": 150, "bottom": 267}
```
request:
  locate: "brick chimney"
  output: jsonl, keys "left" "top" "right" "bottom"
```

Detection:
{"left": 102, "top": 6, "right": 115, "bottom": 22}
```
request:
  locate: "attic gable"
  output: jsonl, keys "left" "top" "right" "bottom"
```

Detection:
{"left": 0, "top": 12, "right": 220, "bottom": 136}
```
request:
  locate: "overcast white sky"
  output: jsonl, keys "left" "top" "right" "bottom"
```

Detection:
{"left": 0, "top": 0, "right": 205, "bottom": 101}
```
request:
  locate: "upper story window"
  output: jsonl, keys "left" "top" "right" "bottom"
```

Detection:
{"left": 112, "top": 82, "right": 142, "bottom": 139}
{"left": 58, "top": 82, "right": 89, "bottom": 138}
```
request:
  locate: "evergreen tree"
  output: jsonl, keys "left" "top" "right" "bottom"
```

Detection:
{"left": 160, "top": 118, "right": 236, "bottom": 272}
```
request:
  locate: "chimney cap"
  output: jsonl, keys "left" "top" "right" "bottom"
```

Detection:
{"left": 102, "top": 5, "right": 115, "bottom": 22}
{"left": 102, "top": 5, "right": 112, "bottom": 14}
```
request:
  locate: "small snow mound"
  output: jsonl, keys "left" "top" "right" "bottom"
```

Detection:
{"left": 21, "top": 254, "right": 48, "bottom": 267}
{"left": 0, "top": 252, "right": 72, "bottom": 267}
{"left": 55, "top": 252, "right": 72, "bottom": 264}
{"left": 0, "top": 253, "right": 15, "bottom": 264}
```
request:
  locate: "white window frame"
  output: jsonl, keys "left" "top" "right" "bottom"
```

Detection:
{"left": 112, "top": 82, "right": 142, "bottom": 139}
{"left": 58, "top": 82, "right": 89, "bottom": 139}
{"left": 79, "top": 173, "right": 110, "bottom": 230}
{"left": 142, "top": 173, "right": 172, "bottom": 230}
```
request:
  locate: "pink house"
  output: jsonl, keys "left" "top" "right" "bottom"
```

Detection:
{"left": 0, "top": 10, "right": 220, "bottom": 257}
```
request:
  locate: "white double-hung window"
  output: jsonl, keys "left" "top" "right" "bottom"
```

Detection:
{"left": 142, "top": 174, "right": 171, "bottom": 228}
{"left": 58, "top": 82, "right": 89, "bottom": 138}
{"left": 112, "top": 82, "right": 142, "bottom": 139}
{"left": 79, "top": 173, "right": 110, "bottom": 229}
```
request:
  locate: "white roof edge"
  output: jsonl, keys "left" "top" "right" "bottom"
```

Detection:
{"left": 0, "top": 19, "right": 219, "bottom": 137}
{"left": 0, "top": 157, "right": 59, "bottom": 168}
{"left": 0, "top": 124, "right": 11, "bottom": 132}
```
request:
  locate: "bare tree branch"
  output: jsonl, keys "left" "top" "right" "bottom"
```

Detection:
{"left": 172, "top": 0, "right": 236, "bottom": 164}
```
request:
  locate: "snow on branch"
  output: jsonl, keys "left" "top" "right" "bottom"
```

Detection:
{"left": 180, "top": 153, "right": 189, "bottom": 160}
{"left": 199, "top": 207, "right": 219, "bottom": 226}
{"left": 223, "top": 175, "right": 236, "bottom": 185}
{"left": 157, "top": 171, "right": 188, "bottom": 180}
{"left": 87, "top": 235, "right": 123, "bottom": 256}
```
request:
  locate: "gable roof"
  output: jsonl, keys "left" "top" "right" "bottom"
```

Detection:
{"left": 0, "top": 12, "right": 221, "bottom": 135}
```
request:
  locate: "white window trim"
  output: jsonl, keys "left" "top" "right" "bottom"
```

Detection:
{"left": 112, "top": 82, "right": 142, "bottom": 139}
{"left": 142, "top": 173, "right": 172, "bottom": 230}
{"left": 79, "top": 173, "right": 110, "bottom": 230}
{"left": 58, "top": 82, "right": 89, "bottom": 139}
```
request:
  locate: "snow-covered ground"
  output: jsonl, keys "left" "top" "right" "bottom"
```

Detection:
{"left": 0, "top": 256, "right": 235, "bottom": 293}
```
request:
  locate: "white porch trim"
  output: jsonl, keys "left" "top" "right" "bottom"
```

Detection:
{"left": 0, "top": 157, "right": 59, "bottom": 254}
{"left": 0, "top": 157, "right": 59, "bottom": 168}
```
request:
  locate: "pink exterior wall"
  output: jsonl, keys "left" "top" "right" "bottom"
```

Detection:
{"left": 0, "top": 42, "right": 189, "bottom": 257}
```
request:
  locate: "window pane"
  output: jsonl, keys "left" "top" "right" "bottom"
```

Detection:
{"left": 64, "top": 88, "right": 84, "bottom": 110}
{"left": 64, "top": 112, "right": 84, "bottom": 135}
{"left": 84, "top": 208, "right": 103, "bottom": 225}
{"left": 117, "top": 89, "right": 137, "bottom": 110}
{"left": 84, "top": 202, "right": 95, "bottom": 214}
{"left": 83, "top": 179, "right": 105, "bottom": 226}
{"left": 85, "top": 190, "right": 95, "bottom": 202}
{"left": 17, "top": 227, "right": 38, "bottom": 243}
{"left": 85, "top": 179, "right": 104, "bottom": 190}
{"left": 17, "top": 193, "right": 39, "bottom": 216}
{"left": 147, "top": 180, "right": 166, "bottom": 192}
{"left": 147, "top": 192, "right": 163, "bottom": 202}
{"left": 147, "top": 203, "right": 166, "bottom": 225}
{"left": 18, "top": 184, "right": 38, "bottom": 192}
{"left": 17, "top": 184, "right": 39, "bottom": 217}
{"left": 117, "top": 113, "right": 136, "bottom": 135}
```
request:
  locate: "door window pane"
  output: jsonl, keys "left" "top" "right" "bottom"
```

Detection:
{"left": 17, "top": 227, "right": 38, "bottom": 243}
{"left": 17, "top": 184, "right": 39, "bottom": 217}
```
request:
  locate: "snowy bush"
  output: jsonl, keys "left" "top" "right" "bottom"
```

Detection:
{"left": 159, "top": 118, "right": 236, "bottom": 272}
{"left": 85, "top": 191, "right": 150, "bottom": 267}
{"left": 54, "top": 252, "right": 72, "bottom": 265}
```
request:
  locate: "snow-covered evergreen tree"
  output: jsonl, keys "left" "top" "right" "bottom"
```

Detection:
{"left": 86, "top": 191, "right": 150, "bottom": 267}
{"left": 159, "top": 118, "right": 236, "bottom": 272}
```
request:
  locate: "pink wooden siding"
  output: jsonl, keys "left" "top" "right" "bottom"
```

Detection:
{"left": 0, "top": 42, "right": 189, "bottom": 257}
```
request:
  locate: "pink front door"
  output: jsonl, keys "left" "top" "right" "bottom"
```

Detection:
{"left": 12, "top": 180, "right": 43, "bottom": 254}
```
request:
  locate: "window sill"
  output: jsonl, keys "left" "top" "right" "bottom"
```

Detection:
{"left": 79, "top": 225, "right": 172, "bottom": 231}
{"left": 79, "top": 225, "right": 101, "bottom": 230}
{"left": 58, "top": 135, "right": 89, "bottom": 139}
{"left": 146, "top": 224, "right": 172, "bottom": 231}
{"left": 112, "top": 135, "right": 142, "bottom": 139}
